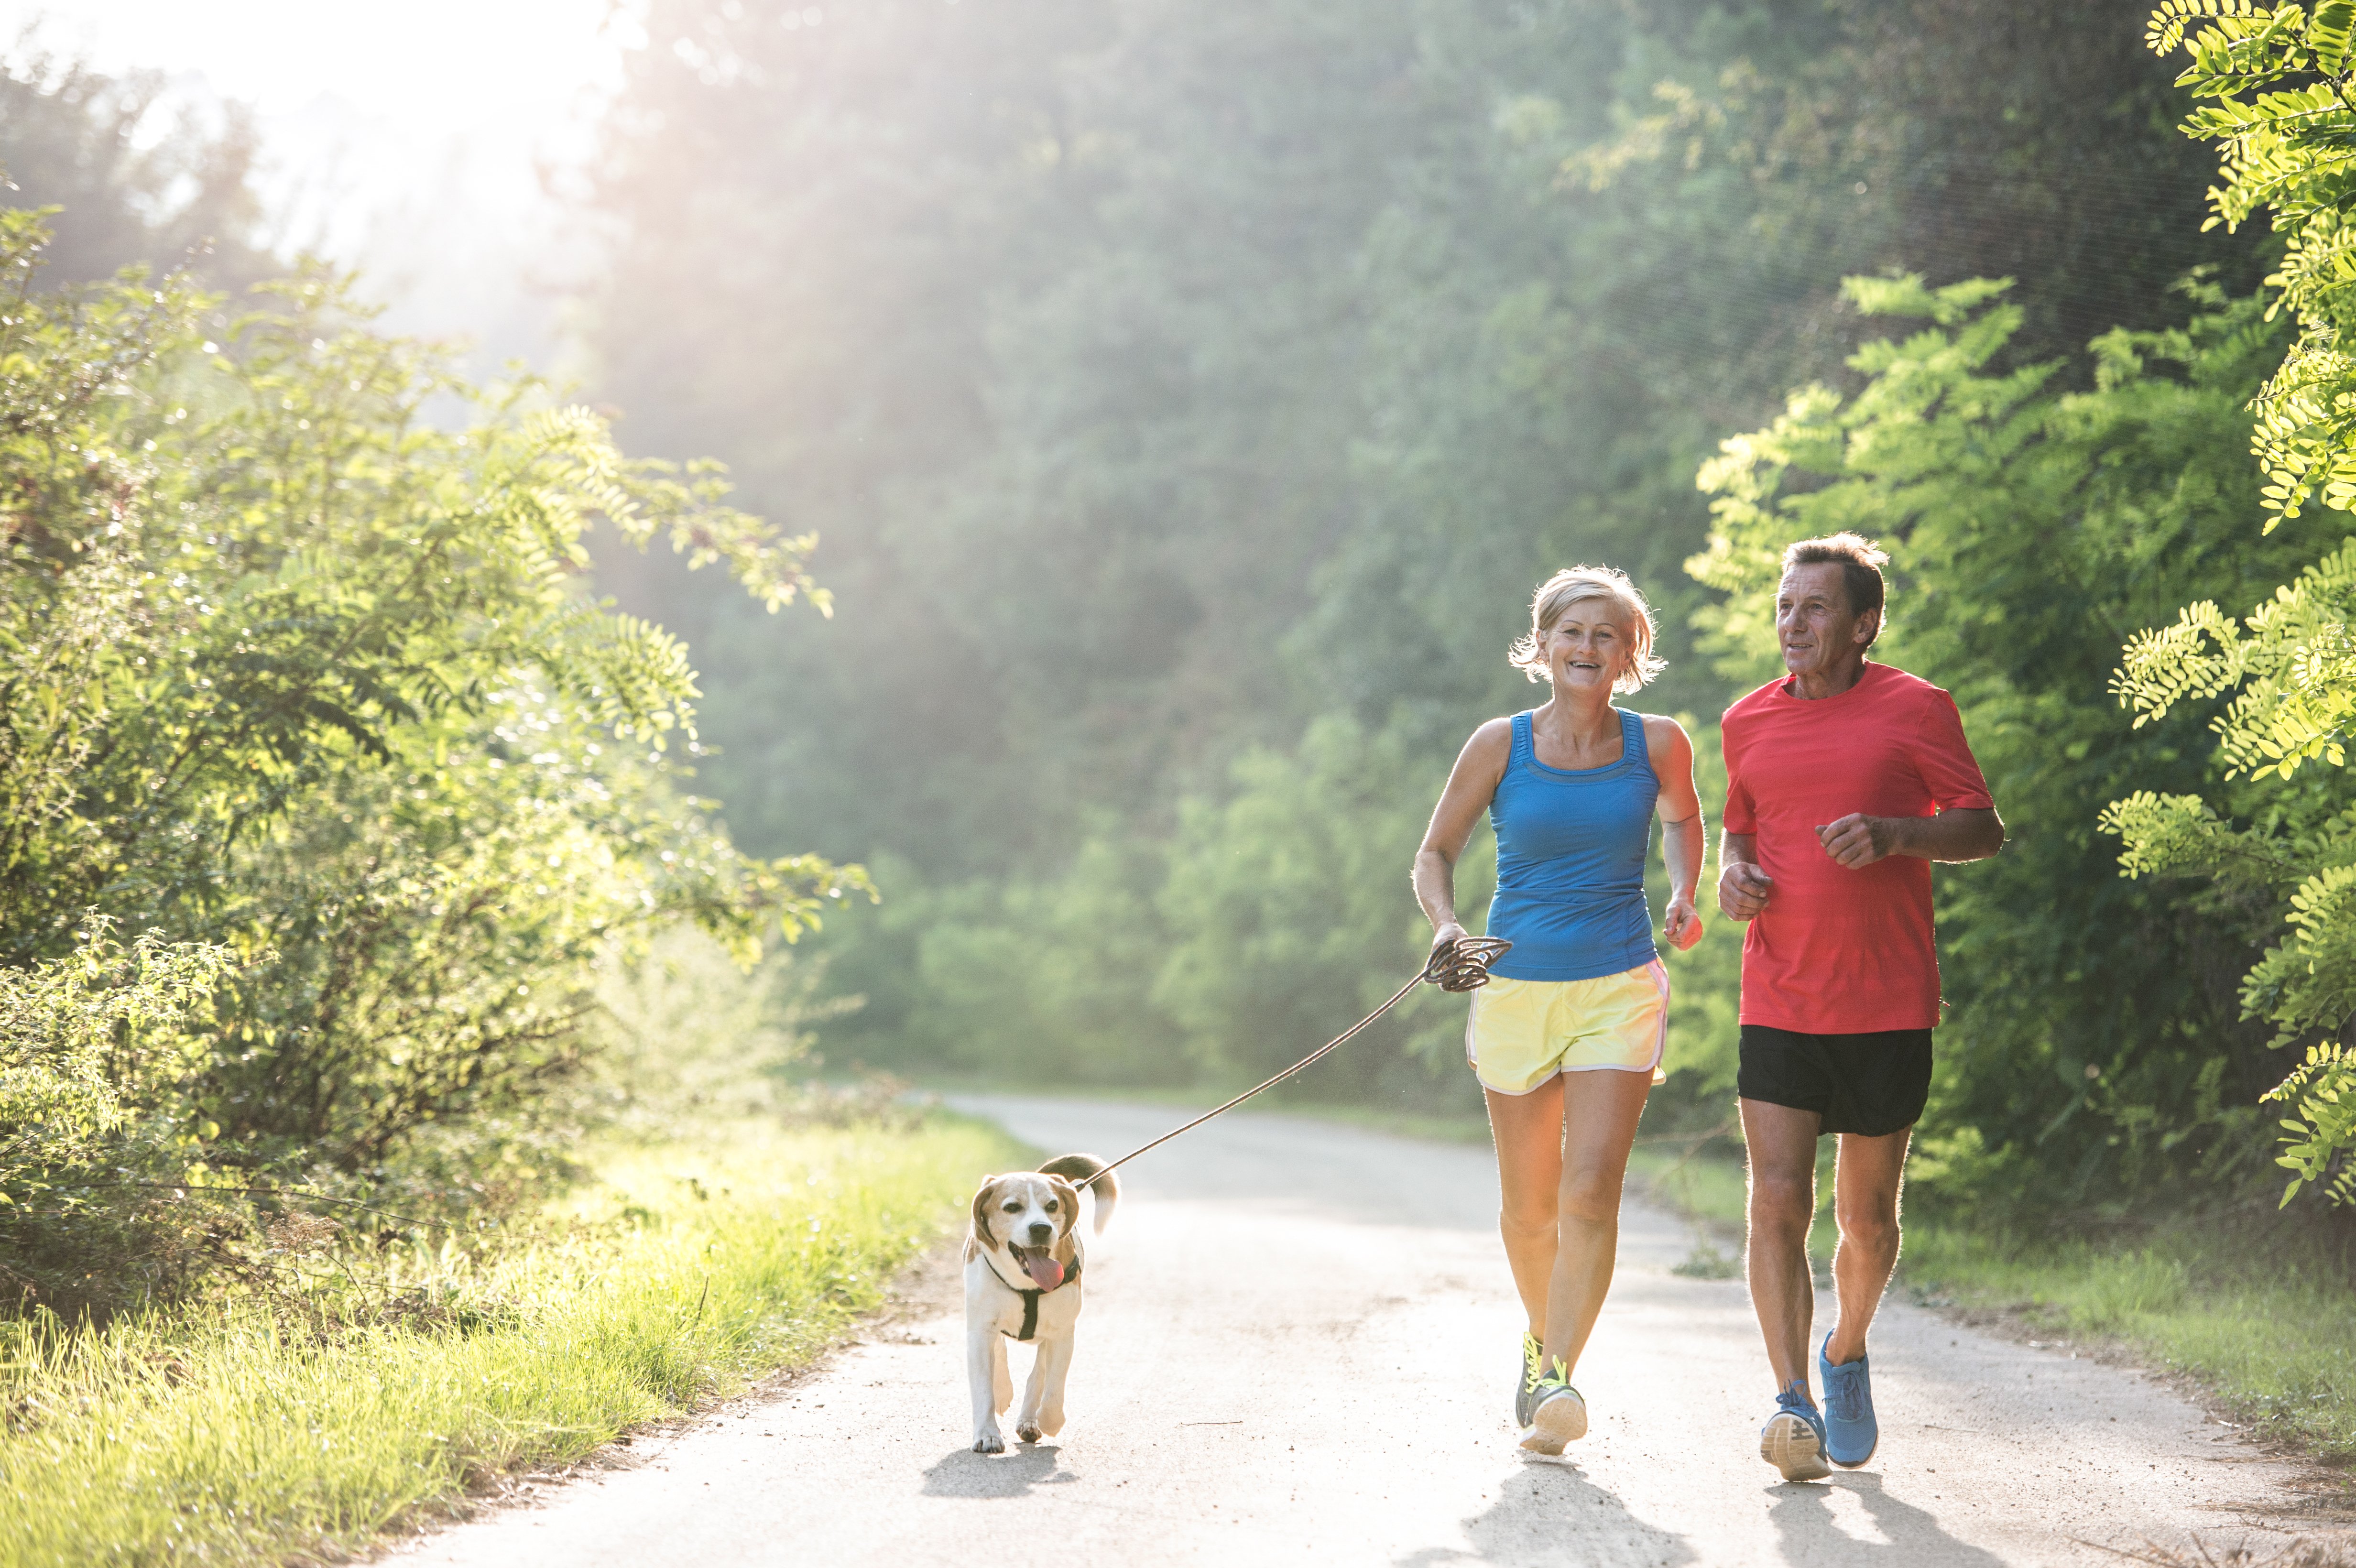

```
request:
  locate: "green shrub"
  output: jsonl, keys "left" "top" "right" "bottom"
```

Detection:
{"left": 0, "top": 920, "right": 238, "bottom": 1313}
{"left": 0, "top": 207, "right": 860, "bottom": 1308}
{"left": 1689, "top": 272, "right": 2349, "bottom": 1212}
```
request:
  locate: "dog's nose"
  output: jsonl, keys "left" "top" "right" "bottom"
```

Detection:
{"left": 1026, "top": 1222, "right": 1054, "bottom": 1245}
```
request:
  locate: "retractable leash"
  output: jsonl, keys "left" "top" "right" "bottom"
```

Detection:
{"left": 1083, "top": 934, "right": 1513, "bottom": 1184}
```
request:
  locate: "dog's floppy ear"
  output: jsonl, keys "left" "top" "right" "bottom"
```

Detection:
{"left": 970, "top": 1177, "right": 999, "bottom": 1249}
{"left": 1045, "top": 1175, "right": 1080, "bottom": 1237}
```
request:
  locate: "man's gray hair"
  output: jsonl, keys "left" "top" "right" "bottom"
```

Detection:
{"left": 1782, "top": 533, "right": 1889, "bottom": 643}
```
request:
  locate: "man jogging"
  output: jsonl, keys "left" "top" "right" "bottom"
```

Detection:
{"left": 1715, "top": 533, "right": 2003, "bottom": 1482}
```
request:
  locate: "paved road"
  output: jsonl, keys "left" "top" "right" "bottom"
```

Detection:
{"left": 387, "top": 1097, "right": 2317, "bottom": 1567}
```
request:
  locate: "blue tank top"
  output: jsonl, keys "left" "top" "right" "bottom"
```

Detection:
{"left": 1484, "top": 708, "right": 1659, "bottom": 982}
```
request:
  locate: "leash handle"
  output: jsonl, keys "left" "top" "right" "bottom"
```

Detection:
{"left": 1424, "top": 933, "right": 1512, "bottom": 993}
{"left": 1088, "top": 936, "right": 1512, "bottom": 1181}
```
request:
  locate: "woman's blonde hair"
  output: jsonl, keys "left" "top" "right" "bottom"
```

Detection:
{"left": 1506, "top": 565, "right": 1665, "bottom": 694}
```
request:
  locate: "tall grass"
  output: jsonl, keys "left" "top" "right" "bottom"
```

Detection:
{"left": 0, "top": 1115, "right": 1015, "bottom": 1568}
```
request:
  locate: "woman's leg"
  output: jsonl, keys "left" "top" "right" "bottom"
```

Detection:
{"left": 1541, "top": 1067, "right": 1654, "bottom": 1379}
{"left": 1485, "top": 1076, "right": 1566, "bottom": 1336}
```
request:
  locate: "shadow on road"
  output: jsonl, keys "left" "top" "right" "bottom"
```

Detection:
{"left": 1395, "top": 1459, "right": 1698, "bottom": 1567}
{"left": 921, "top": 1443, "right": 1081, "bottom": 1500}
{"left": 1767, "top": 1471, "right": 2008, "bottom": 1565}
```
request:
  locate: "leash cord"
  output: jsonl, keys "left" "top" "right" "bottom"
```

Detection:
{"left": 1088, "top": 936, "right": 1512, "bottom": 1182}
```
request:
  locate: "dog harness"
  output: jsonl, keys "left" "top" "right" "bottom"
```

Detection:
{"left": 986, "top": 1253, "right": 1082, "bottom": 1342}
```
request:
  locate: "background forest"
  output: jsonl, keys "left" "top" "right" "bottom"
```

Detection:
{"left": 7, "top": 0, "right": 2355, "bottom": 1317}
{"left": 580, "top": 0, "right": 2349, "bottom": 1220}
{"left": 19, "top": 5, "right": 2356, "bottom": 1555}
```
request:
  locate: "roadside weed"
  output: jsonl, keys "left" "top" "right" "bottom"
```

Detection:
{"left": 0, "top": 1115, "right": 1015, "bottom": 1567}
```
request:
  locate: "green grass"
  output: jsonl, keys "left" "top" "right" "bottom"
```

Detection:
{"left": 0, "top": 1114, "right": 1019, "bottom": 1567}
{"left": 1626, "top": 1141, "right": 1752, "bottom": 1232}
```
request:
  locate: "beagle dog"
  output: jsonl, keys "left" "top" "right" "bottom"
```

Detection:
{"left": 964, "top": 1153, "right": 1118, "bottom": 1454}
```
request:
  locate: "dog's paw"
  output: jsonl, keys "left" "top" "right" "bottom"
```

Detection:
{"left": 972, "top": 1430, "right": 1006, "bottom": 1455}
{"left": 1015, "top": 1422, "right": 1043, "bottom": 1444}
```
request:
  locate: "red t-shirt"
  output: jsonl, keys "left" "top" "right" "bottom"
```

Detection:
{"left": 1721, "top": 662, "right": 1994, "bottom": 1034}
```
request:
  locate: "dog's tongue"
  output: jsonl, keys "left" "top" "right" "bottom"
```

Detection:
{"left": 1022, "top": 1252, "right": 1064, "bottom": 1290}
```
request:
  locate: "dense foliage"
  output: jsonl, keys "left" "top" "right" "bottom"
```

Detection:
{"left": 580, "top": 0, "right": 2244, "bottom": 1127}
{"left": 2098, "top": 1, "right": 2356, "bottom": 1202}
{"left": 1691, "top": 273, "right": 2349, "bottom": 1209}
{"left": 0, "top": 210, "right": 851, "bottom": 1312}
{"left": 0, "top": 50, "right": 273, "bottom": 290}
{"left": 11, "top": 0, "right": 2321, "bottom": 1260}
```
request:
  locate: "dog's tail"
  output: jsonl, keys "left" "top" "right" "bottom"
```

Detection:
{"left": 1036, "top": 1154, "right": 1119, "bottom": 1233}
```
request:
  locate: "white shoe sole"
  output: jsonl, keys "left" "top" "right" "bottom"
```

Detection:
{"left": 1519, "top": 1389, "right": 1587, "bottom": 1454}
{"left": 1760, "top": 1410, "right": 1831, "bottom": 1481}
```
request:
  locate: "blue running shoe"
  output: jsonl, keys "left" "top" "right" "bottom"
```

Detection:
{"left": 1818, "top": 1336, "right": 1878, "bottom": 1468}
{"left": 1759, "top": 1386, "right": 1831, "bottom": 1482}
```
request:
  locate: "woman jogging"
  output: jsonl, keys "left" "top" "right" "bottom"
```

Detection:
{"left": 1413, "top": 565, "right": 1706, "bottom": 1454}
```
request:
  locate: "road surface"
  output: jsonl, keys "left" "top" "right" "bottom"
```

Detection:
{"left": 384, "top": 1096, "right": 2323, "bottom": 1566}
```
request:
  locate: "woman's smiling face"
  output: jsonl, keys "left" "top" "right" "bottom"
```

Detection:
{"left": 1542, "top": 600, "right": 1628, "bottom": 691}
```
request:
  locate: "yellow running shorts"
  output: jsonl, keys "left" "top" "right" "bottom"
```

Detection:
{"left": 1464, "top": 960, "right": 1669, "bottom": 1095}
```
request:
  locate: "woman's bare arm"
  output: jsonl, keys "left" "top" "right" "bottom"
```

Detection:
{"left": 1644, "top": 714, "right": 1706, "bottom": 951}
{"left": 1414, "top": 718, "right": 1513, "bottom": 950}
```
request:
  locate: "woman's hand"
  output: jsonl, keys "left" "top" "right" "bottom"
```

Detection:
{"left": 1662, "top": 896, "right": 1703, "bottom": 952}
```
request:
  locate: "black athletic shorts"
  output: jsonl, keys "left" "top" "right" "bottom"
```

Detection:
{"left": 1736, "top": 1024, "right": 1932, "bottom": 1137}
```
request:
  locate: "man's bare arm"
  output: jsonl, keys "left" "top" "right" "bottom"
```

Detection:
{"left": 1817, "top": 807, "right": 2004, "bottom": 871}
{"left": 1718, "top": 829, "right": 1771, "bottom": 920}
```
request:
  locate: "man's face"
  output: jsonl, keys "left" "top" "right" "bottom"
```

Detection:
{"left": 1775, "top": 561, "right": 1876, "bottom": 679}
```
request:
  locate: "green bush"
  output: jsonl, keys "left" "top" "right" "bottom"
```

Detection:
{"left": 1153, "top": 715, "right": 1473, "bottom": 1093}
{"left": 1690, "top": 272, "right": 2348, "bottom": 1212}
{"left": 2105, "top": 3, "right": 2356, "bottom": 1203}
{"left": 0, "top": 920, "right": 238, "bottom": 1312}
{"left": 0, "top": 209, "right": 859, "bottom": 1310}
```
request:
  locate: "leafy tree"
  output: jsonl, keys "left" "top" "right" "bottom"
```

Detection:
{"left": 0, "top": 49, "right": 273, "bottom": 288}
{"left": 581, "top": 0, "right": 2276, "bottom": 1119}
{"left": 1692, "top": 272, "right": 2339, "bottom": 1209}
{"left": 1151, "top": 716, "right": 1474, "bottom": 1097}
{"left": 0, "top": 210, "right": 853, "bottom": 1308}
{"left": 2097, "top": 1, "right": 2356, "bottom": 1201}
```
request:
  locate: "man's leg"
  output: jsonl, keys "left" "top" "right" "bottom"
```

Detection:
{"left": 1485, "top": 1077, "right": 1566, "bottom": 1336}
{"left": 1741, "top": 1097, "right": 1821, "bottom": 1397}
{"left": 1823, "top": 1127, "right": 1910, "bottom": 1365}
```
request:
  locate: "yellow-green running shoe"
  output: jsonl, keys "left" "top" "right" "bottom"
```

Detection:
{"left": 1514, "top": 1334, "right": 1547, "bottom": 1431}
{"left": 1519, "top": 1351, "right": 1588, "bottom": 1454}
